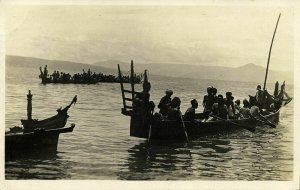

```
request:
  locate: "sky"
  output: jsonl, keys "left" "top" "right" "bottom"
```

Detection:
{"left": 5, "top": 5, "right": 295, "bottom": 71}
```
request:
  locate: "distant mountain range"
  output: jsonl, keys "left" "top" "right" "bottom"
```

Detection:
{"left": 6, "top": 55, "right": 116, "bottom": 75}
{"left": 6, "top": 55, "right": 293, "bottom": 84}
{"left": 93, "top": 59, "right": 293, "bottom": 84}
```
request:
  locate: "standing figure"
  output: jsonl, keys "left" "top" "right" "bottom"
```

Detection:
{"left": 255, "top": 85, "right": 264, "bottom": 109}
{"left": 203, "top": 86, "right": 215, "bottom": 118}
{"left": 43, "top": 65, "right": 48, "bottom": 78}
{"left": 224, "top": 92, "right": 236, "bottom": 119}
{"left": 274, "top": 81, "right": 279, "bottom": 98}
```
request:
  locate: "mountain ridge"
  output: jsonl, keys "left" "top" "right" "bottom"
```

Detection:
{"left": 6, "top": 55, "right": 293, "bottom": 84}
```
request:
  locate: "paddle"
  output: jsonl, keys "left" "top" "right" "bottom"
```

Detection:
{"left": 209, "top": 114, "right": 255, "bottom": 133}
{"left": 179, "top": 112, "right": 189, "bottom": 142}
{"left": 147, "top": 124, "right": 152, "bottom": 144}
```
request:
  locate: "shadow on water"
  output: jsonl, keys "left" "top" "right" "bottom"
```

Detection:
{"left": 5, "top": 148, "right": 73, "bottom": 179}
{"left": 117, "top": 137, "right": 233, "bottom": 180}
{"left": 6, "top": 147, "right": 59, "bottom": 161}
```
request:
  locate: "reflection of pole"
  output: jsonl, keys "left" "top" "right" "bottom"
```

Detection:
{"left": 27, "top": 90, "right": 32, "bottom": 120}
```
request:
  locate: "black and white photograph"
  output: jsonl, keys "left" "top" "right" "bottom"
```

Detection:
{"left": 1, "top": 1, "right": 299, "bottom": 189}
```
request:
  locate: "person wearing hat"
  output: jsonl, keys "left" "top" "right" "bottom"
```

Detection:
{"left": 211, "top": 94, "right": 228, "bottom": 119}
{"left": 158, "top": 89, "right": 173, "bottom": 116}
{"left": 184, "top": 99, "right": 199, "bottom": 122}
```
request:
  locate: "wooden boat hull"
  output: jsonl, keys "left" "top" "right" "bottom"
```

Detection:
{"left": 5, "top": 124, "right": 75, "bottom": 155}
{"left": 21, "top": 113, "right": 68, "bottom": 132}
{"left": 41, "top": 79, "right": 98, "bottom": 84}
{"left": 130, "top": 111, "right": 280, "bottom": 140}
{"left": 20, "top": 105, "right": 71, "bottom": 133}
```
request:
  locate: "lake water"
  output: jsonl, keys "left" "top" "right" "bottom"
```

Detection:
{"left": 5, "top": 63, "right": 293, "bottom": 180}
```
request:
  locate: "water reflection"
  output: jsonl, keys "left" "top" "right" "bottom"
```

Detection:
{"left": 5, "top": 149, "right": 72, "bottom": 179}
{"left": 118, "top": 138, "right": 234, "bottom": 180}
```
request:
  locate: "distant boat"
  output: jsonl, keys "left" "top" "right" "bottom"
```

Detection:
{"left": 5, "top": 91, "right": 77, "bottom": 158}
{"left": 118, "top": 62, "right": 292, "bottom": 140}
{"left": 39, "top": 65, "right": 143, "bottom": 84}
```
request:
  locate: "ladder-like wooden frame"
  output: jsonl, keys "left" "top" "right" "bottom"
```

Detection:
{"left": 118, "top": 60, "right": 136, "bottom": 116}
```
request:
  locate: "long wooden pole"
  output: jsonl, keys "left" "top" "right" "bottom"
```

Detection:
{"left": 179, "top": 113, "right": 189, "bottom": 142}
{"left": 27, "top": 90, "right": 32, "bottom": 120}
{"left": 130, "top": 60, "right": 135, "bottom": 101}
{"left": 118, "top": 64, "right": 126, "bottom": 110}
{"left": 263, "top": 13, "right": 281, "bottom": 91}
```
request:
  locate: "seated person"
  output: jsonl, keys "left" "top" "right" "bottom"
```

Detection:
{"left": 184, "top": 99, "right": 198, "bottom": 122}
{"left": 158, "top": 90, "right": 173, "bottom": 116}
{"left": 167, "top": 97, "right": 181, "bottom": 121}
{"left": 240, "top": 99, "right": 251, "bottom": 118}
{"left": 211, "top": 94, "right": 228, "bottom": 120}
{"left": 234, "top": 99, "right": 241, "bottom": 117}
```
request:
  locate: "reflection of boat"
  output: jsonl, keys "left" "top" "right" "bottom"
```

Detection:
{"left": 5, "top": 149, "right": 73, "bottom": 179}
{"left": 118, "top": 62, "right": 291, "bottom": 140}
{"left": 5, "top": 91, "right": 76, "bottom": 158}
{"left": 117, "top": 141, "right": 192, "bottom": 180}
{"left": 117, "top": 139, "right": 233, "bottom": 180}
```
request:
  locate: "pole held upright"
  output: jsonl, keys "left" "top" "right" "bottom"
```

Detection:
{"left": 263, "top": 13, "right": 281, "bottom": 91}
{"left": 27, "top": 90, "right": 33, "bottom": 120}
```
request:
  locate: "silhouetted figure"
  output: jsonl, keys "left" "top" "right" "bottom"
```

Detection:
{"left": 274, "top": 81, "right": 279, "bottom": 98}
{"left": 184, "top": 99, "right": 198, "bottom": 122}
{"left": 167, "top": 97, "right": 181, "bottom": 120}
{"left": 158, "top": 90, "right": 173, "bottom": 116}
{"left": 43, "top": 65, "right": 48, "bottom": 77}
{"left": 255, "top": 85, "right": 264, "bottom": 109}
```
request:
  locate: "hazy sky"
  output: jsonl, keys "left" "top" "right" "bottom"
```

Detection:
{"left": 5, "top": 5, "right": 294, "bottom": 71}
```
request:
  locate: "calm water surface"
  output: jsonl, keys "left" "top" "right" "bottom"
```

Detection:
{"left": 5, "top": 64, "right": 293, "bottom": 180}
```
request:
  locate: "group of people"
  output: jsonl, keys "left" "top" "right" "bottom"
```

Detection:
{"left": 39, "top": 65, "right": 143, "bottom": 84}
{"left": 152, "top": 81, "right": 288, "bottom": 122}
{"left": 156, "top": 88, "right": 239, "bottom": 122}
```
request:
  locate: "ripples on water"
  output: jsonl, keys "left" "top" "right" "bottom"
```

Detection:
{"left": 5, "top": 64, "right": 293, "bottom": 180}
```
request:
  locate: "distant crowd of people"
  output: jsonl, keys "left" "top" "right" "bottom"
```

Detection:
{"left": 39, "top": 65, "right": 143, "bottom": 84}
{"left": 132, "top": 79, "right": 289, "bottom": 123}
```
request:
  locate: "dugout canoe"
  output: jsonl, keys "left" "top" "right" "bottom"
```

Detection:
{"left": 128, "top": 111, "right": 279, "bottom": 140}
{"left": 5, "top": 91, "right": 77, "bottom": 158}
{"left": 5, "top": 124, "right": 75, "bottom": 152}
{"left": 118, "top": 62, "right": 291, "bottom": 140}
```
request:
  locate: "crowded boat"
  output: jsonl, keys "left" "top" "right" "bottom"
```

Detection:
{"left": 153, "top": 82, "right": 289, "bottom": 123}
{"left": 39, "top": 65, "right": 143, "bottom": 84}
{"left": 118, "top": 62, "right": 292, "bottom": 140}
